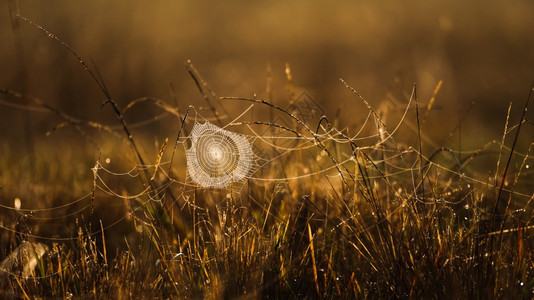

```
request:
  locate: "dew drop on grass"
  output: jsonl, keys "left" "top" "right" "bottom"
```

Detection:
{"left": 14, "top": 198, "right": 21, "bottom": 210}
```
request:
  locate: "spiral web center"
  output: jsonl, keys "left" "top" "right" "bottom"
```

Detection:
{"left": 186, "top": 122, "right": 255, "bottom": 188}
{"left": 196, "top": 134, "right": 240, "bottom": 177}
{"left": 209, "top": 146, "right": 223, "bottom": 162}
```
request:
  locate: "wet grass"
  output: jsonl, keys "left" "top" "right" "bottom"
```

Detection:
{"left": 0, "top": 14, "right": 533, "bottom": 299}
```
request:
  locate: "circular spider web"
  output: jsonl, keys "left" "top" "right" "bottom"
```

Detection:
{"left": 186, "top": 121, "right": 255, "bottom": 188}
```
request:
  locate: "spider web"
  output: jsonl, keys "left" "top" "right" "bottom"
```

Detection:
{"left": 1, "top": 90, "right": 533, "bottom": 274}
{"left": 186, "top": 121, "right": 258, "bottom": 189}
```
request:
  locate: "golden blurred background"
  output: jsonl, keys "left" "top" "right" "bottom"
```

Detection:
{"left": 1, "top": 0, "right": 533, "bottom": 163}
